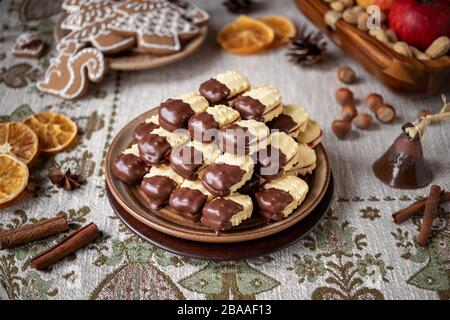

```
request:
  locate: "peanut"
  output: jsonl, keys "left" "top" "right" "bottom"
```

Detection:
{"left": 410, "top": 46, "right": 430, "bottom": 61}
{"left": 369, "top": 29, "right": 390, "bottom": 46}
{"left": 425, "top": 36, "right": 450, "bottom": 59}
{"left": 330, "top": 1, "right": 345, "bottom": 12}
{"left": 342, "top": 8, "right": 358, "bottom": 24}
{"left": 393, "top": 41, "right": 413, "bottom": 57}
{"left": 325, "top": 10, "right": 342, "bottom": 31}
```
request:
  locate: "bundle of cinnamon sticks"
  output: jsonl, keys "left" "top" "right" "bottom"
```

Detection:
{"left": 0, "top": 215, "right": 99, "bottom": 270}
{"left": 392, "top": 185, "right": 449, "bottom": 247}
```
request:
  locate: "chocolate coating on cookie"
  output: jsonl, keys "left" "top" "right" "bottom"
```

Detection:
{"left": 188, "top": 112, "right": 219, "bottom": 143}
{"left": 158, "top": 98, "right": 194, "bottom": 131}
{"left": 170, "top": 145, "right": 204, "bottom": 180}
{"left": 199, "top": 78, "right": 230, "bottom": 104}
{"left": 218, "top": 124, "right": 254, "bottom": 155}
{"left": 232, "top": 96, "right": 266, "bottom": 121}
{"left": 112, "top": 153, "right": 148, "bottom": 185}
{"left": 237, "top": 174, "right": 260, "bottom": 195}
{"left": 255, "top": 188, "right": 293, "bottom": 221}
{"left": 141, "top": 175, "right": 177, "bottom": 210}
{"left": 169, "top": 188, "right": 208, "bottom": 221}
{"left": 202, "top": 163, "right": 245, "bottom": 197}
{"left": 201, "top": 198, "right": 243, "bottom": 232}
{"left": 267, "top": 114, "right": 297, "bottom": 135}
{"left": 133, "top": 122, "right": 160, "bottom": 143}
{"left": 138, "top": 133, "right": 171, "bottom": 165}
{"left": 256, "top": 146, "right": 288, "bottom": 180}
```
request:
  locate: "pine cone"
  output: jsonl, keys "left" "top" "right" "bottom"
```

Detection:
{"left": 48, "top": 168, "right": 81, "bottom": 191}
{"left": 286, "top": 26, "right": 327, "bottom": 65}
{"left": 223, "top": 0, "right": 254, "bottom": 14}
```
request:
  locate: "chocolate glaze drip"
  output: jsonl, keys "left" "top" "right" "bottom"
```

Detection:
{"left": 267, "top": 114, "right": 297, "bottom": 134}
{"left": 232, "top": 95, "right": 266, "bottom": 121}
{"left": 255, "top": 188, "right": 293, "bottom": 221}
{"left": 133, "top": 122, "right": 159, "bottom": 143}
{"left": 138, "top": 133, "right": 171, "bottom": 165}
{"left": 170, "top": 145, "right": 204, "bottom": 180}
{"left": 202, "top": 163, "right": 245, "bottom": 197}
{"left": 201, "top": 198, "right": 243, "bottom": 233}
{"left": 112, "top": 153, "right": 148, "bottom": 185}
{"left": 256, "top": 146, "right": 287, "bottom": 180}
{"left": 188, "top": 112, "right": 219, "bottom": 143}
{"left": 199, "top": 78, "right": 230, "bottom": 103}
{"left": 141, "top": 175, "right": 177, "bottom": 210}
{"left": 218, "top": 124, "right": 254, "bottom": 155}
{"left": 158, "top": 98, "right": 194, "bottom": 132}
{"left": 237, "top": 174, "right": 261, "bottom": 195}
{"left": 169, "top": 188, "right": 207, "bottom": 221}
{"left": 372, "top": 129, "right": 432, "bottom": 189}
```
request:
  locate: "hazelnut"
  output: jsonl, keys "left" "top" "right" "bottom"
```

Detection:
{"left": 352, "top": 113, "right": 372, "bottom": 129}
{"left": 366, "top": 93, "right": 383, "bottom": 112}
{"left": 375, "top": 104, "right": 396, "bottom": 123}
{"left": 341, "top": 104, "right": 358, "bottom": 120}
{"left": 331, "top": 119, "right": 352, "bottom": 139}
{"left": 418, "top": 109, "right": 431, "bottom": 120}
{"left": 338, "top": 66, "right": 356, "bottom": 84}
{"left": 336, "top": 88, "right": 354, "bottom": 106}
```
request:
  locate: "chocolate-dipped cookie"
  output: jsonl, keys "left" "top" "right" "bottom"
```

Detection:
{"left": 112, "top": 152, "right": 148, "bottom": 185}
{"left": 201, "top": 153, "right": 254, "bottom": 197}
{"left": 12, "top": 33, "right": 45, "bottom": 58}
{"left": 201, "top": 193, "right": 253, "bottom": 234}
{"left": 188, "top": 105, "right": 240, "bottom": 143}
{"left": 232, "top": 85, "right": 282, "bottom": 123}
{"left": 267, "top": 104, "right": 309, "bottom": 137}
{"left": 286, "top": 144, "right": 316, "bottom": 176}
{"left": 296, "top": 119, "right": 323, "bottom": 148}
{"left": 170, "top": 140, "right": 220, "bottom": 180}
{"left": 169, "top": 180, "right": 214, "bottom": 221}
{"left": 158, "top": 93, "right": 209, "bottom": 132}
{"left": 141, "top": 165, "right": 184, "bottom": 210}
{"left": 199, "top": 71, "right": 250, "bottom": 104}
{"left": 133, "top": 121, "right": 160, "bottom": 143}
{"left": 256, "top": 132, "right": 299, "bottom": 180}
{"left": 219, "top": 119, "right": 270, "bottom": 155}
{"left": 255, "top": 175, "right": 308, "bottom": 221}
{"left": 138, "top": 127, "right": 189, "bottom": 165}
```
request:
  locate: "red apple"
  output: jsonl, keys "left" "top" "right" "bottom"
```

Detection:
{"left": 388, "top": 0, "right": 450, "bottom": 51}
{"left": 373, "top": 0, "right": 395, "bottom": 12}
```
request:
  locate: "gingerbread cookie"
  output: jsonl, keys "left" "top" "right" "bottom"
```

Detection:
{"left": 61, "top": 1, "right": 116, "bottom": 30}
{"left": 12, "top": 33, "right": 45, "bottom": 59}
{"left": 219, "top": 119, "right": 270, "bottom": 155}
{"left": 169, "top": 179, "right": 214, "bottom": 221}
{"left": 296, "top": 119, "right": 323, "bottom": 148}
{"left": 255, "top": 175, "right": 309, "bottom": 221}
{"left": 267, "top": 104, "right": 309, "bottom": 137}
{"left": 201, "top": 153, "right": 254, "bottom": 197}
{"left": 37, "top": 41, "right": 106, "bottom": 100}
{"left": 141, "top": 165, "right": 184, "bottom": 210}
{"left": 188, "top": 105, "right": 240, "bottom": 143}
{"left": 199, "top": 71, "right": 250, "bottom": 104}
{"left": 232, "top": 85, "right": 282, "bottom": 123}
{"left": 170, "top": 140, "right": 220, "bottom": 180}
{"left": 158, "top": 93, "right": 209, "bottom": 132}
{"left": 201, "top": 193, "right": 253, "bottom": 234}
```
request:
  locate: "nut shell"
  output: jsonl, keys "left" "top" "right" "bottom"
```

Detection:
{"left": 366, "top": 93, "right": 383, "bottom": 112}
{"left": 338, "top": 66, "right": 356, "bottom": 84}
{"left": 335, "top": 88, "right": 354, "bottom": 106}
{"left": 331, "top": 119, "right": 351, "bottom": 139}
{"left": 341, "top": 104, "right": 357, "bottom": 121}
{"left": 375, "top": 104, "right": 396, "bottom": 123}
{"left": 352, "top": 113, "right": 372, "bottom": 129}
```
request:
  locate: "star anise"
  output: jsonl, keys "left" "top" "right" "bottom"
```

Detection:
{"left": 48, "top": 168, "right": 81, "bottom": 191}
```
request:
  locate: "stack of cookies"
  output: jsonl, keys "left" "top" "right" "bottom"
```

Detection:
{"left": 112, "top": 71, "right": 323, "bottom": 235}
{"left": 37, "top": 0, "right": 209, "bottom": 100}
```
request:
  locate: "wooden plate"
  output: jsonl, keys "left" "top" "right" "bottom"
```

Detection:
{"left": 105, "top": 108, "right": 331, "bottom": 243}
{"left": 294, "top": 0, "right": 450, "bottom": 94}
{"left": 53, "top": 13, "right": 208, "bottom": 71}
{"left": 106, "top": 174, "right": 334, "bottom": 260}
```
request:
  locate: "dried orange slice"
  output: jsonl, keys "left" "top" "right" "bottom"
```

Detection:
{"left": 23, "top": 112, "right": 78, "bottom": 155}
{"left": 217, "top": 15, "right": 275, "bottom": 55}
{"left": 0, "top": 154, "right": 29, "bottom": 208}
{"left": 259, "top": 15, "right": 296, "bottom": 47}
{"left": 0, "top": 122, "right": 39, "bottom": 165}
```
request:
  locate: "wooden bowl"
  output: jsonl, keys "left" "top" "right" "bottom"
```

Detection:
{"left": 53, "top": 13, "right": 208, "bottom": 71}
{"left": 294, "top": 0, "right": 450, "bottom": 94}
{"left": 105, "top": 108, "right": 331, "bottom": 244}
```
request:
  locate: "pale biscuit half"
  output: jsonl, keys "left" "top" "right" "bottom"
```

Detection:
{"left": 296, "top": 119, "right": 323, "bottom": 147}
{"left": 187, "top": 140, "right": 221, "bottom": 165}
{"left": 150, "top": 127, "right": 190, "bottom": 147}
{"left": 215, "top": 153, "right": 255, "bottom": 193}
{"left": 283, "top": 104, "right": 309, "bottom": 133}
{"left": 206, "top": 105, "right": 240, "bottom": 127}
{"left": 270, "top": 132, "right": 299, "bottom": 166}
{"left": 225, "top": 193, "right": 253, "bottom": 227}
{"left": 177, "top": 92, "right": 209, "bottom": 113}
{"left": 181, "top": 179, "right": 214, "bottom": 200}
{"left": 242, "top": 84, "right": 282, "bottom": 113}
{"left": 122, "top": 144, "right": 140, "bottom": 157}
{"left": 215, "top": 71, "right": 250, "bottom": 97}
{"left": 262, "top": 103, "right": 283, "bottom": 123}
{"left": 144, "top": 165, "right": 184, "bottom": 185}
{"left": 286, "top": 144, "right": 316, "bottom": 176}
{"left": 144, "top": 114, "right": 159, "bottom": 124}
{"left": 235, "top": 119, "right": 271, "bottom": 153}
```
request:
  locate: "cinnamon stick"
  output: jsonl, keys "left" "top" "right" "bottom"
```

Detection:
{"left": 0, "top": 215, "right": 69, "bottom": 250}
{"left": 392, "top": 191, "right": 450, "bottom": 224}
{"left": 31, "top": 222, "right": 99, "bottom": 270}
{"left": 417, "top": 185, "right": 441, "bottom": 247}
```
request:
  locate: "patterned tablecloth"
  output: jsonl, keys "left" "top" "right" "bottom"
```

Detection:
{"left": 0, "top": 0, "right": 449, "bottom": 300}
